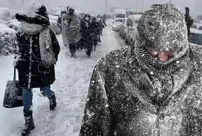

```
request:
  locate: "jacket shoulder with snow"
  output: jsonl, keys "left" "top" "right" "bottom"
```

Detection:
{"left": 80, "top": 45, "right": 202, "bottom": 136}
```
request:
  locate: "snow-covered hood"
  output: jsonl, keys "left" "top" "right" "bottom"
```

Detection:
{"left": 136, "top": 4, "right": 189, "bottom": 68}
{"left": 137, "top": 4, "right": 188, "bottom": 54}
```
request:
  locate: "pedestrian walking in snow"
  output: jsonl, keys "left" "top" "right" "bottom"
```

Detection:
{"left": 80, "top": 4, "right": 202, "bottom": 136}
{"left": 57, "top": 11, "right": 66, "bottom": 30}
{"left": 90, "top": 16, "right": 101, "bottom": 51}
{"left": 103, "top": 14, "right": 107, "bottom": 27}
{"left": 14, "top": 3, "right": 60, "bottom": 136}
{"left": 185, "top": 7, "right": 193, "bottom": 37}
{"left": 80, "top": 14, "right": 93, "bottom": 56}
{"left": 62, "top": 6, "right": 81, "bottom": 58}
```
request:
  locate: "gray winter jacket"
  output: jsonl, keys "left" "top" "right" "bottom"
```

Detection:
{"left": 62, "top": 14, "right": 81, "bottom": 45}
{"left": 80, "top": 44, "right": 202, "bottom": 136}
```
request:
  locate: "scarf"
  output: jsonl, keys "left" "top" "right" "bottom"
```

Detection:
{"left": 133, "top": 35, "right": 192, "bottom": 106}
{"left": 20, "top": 22, "right": 55, "bottom": 67}
{"left": 20, "top": 21, "right": 44, "bottom": 35}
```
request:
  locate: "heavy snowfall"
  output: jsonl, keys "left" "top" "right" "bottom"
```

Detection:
{"left": 1, "top": 0, "right": 202, "bottom": 136}
{"left": 0, "top": 21, "right": 123, "bottom": 136}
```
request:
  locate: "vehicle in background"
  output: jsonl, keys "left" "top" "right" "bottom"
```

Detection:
{"left": 126, "top": 9, "right": 142, "bottom": 17}
{"left": 189, "top": 28, "right": 202, "bottom": 45}
{"left": 113, "top": 9, "right": 126, "bottom": 21}
{"left": 196, "top": 15, "right": 202, "bottom": 24}
{"left": 125, "top": 14, "right": 142, "bottom": 45}
{"left": 119, "top": 19, "right": 127, "bottom": 38}
{"left": 191, "top": 22, "right": 202, "bottom": 30}
{"left": 112, "top": 18, "right": 124, "bottom": 31}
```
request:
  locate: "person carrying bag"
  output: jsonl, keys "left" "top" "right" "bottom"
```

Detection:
{"left": 3, "top": 68, "right": 23, "bottom": 108}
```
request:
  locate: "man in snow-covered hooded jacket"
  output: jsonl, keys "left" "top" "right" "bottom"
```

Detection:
{"left": 80, "top": 4, "right": 202, "bottom": 136}
{"left": 14, "top": 2, "right": 60, "bottom": 136}
{"left": 62, "top": 6, "right": 81, "bottom": 58}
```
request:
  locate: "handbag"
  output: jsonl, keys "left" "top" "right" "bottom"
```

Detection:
{"left": 3, "top": 68, "right": 23, "bottom": 108}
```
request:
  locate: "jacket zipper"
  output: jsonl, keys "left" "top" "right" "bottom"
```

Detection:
{"left": 28, "top": 36, "right": 33, "bottom": 89}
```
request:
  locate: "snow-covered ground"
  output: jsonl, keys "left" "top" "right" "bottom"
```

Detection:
{"left": 0, "top": 26, "right": 122, "bottom": 136}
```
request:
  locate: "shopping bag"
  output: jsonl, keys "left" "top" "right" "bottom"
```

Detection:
{"left": 3, "top": 68, "right": 23, "bottom": 108}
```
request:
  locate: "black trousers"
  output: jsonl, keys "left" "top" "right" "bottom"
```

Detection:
{"left": 69, "top": 43, "right": 76, "bottom": 54}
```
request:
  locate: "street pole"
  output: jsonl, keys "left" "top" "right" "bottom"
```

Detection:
{"left": 141, "top": 0, "right": 144, "bottom": 12}
{"left": 105, "top": 0, "right": 108, "bottom": 15}
{"left": 169, "top": 0, "right": 171, "bottom": 4}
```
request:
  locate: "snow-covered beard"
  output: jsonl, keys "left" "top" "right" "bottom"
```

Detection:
{"left": 20, "top": 21, "right": 44, "bottom": 34}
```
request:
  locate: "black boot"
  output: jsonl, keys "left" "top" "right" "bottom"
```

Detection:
{"left": 49, "top": 92, "right": 57, "bottom": 110}
{"left": 21, "top": 111, "right": 35, "bottom": 136}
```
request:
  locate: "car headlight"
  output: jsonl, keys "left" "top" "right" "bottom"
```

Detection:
{"left": 113, "top": 25, "right": 116, "bottom": 27}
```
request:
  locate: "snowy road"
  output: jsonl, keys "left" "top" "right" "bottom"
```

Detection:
{"left": 0, "top": 26, "right": 124, "bottom": 136}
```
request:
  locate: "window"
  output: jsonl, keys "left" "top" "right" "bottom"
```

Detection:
{"left": 189, "top": 33, "right": 202, "bottom": 45}
{"left": 115, "top": 19, "right": 123, "bottom": 23}
{"left": 115, "top": 14, "right": 125, "bottom": 18}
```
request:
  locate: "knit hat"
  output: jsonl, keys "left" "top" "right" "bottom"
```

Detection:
{"left": 15, "top": 1, "right": 50, "bottom": 26}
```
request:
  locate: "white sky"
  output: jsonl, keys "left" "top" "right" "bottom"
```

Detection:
{"left": 0, "top": 0, "right": 201, "bottom": 17}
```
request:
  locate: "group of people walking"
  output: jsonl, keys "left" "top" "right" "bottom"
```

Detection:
{"left": 60, "top": 7, "right": 107, "bottom": 58}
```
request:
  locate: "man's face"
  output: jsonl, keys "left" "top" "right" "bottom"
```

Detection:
{"left": 137, "top": 5, "right": 188, "bottom": 62}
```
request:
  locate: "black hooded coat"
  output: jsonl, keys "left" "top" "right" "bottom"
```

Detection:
{"left": 15, "top": 5, "right": 60, "bottom": 88}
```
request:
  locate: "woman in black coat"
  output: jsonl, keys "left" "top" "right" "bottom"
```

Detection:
{"left": 14, "top": 4, "right": 60, "bottom": 136}
{"left": 80, "top": 14, "right": 92, "bottom": 56}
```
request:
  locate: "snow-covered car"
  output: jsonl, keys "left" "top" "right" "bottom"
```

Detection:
{"left": 6, "top": 19, "right": 21, "bottom": 31}
{"left": 125, "top": 14, "right": 142, "bottom": 45}
{"left": 0, "top": 20, "right": 17, "bottom": 55}
{"left": 189, "top": 28, "right": 202, "bottom": 45}
{"left": 112, "top": 19, "right": 124, "bottom": 31}
{"left": 119, "top": 19, "right": 127, "bottom": 38}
